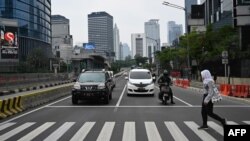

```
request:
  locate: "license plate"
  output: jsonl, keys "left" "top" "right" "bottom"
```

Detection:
{"left": 138, "top": 87, "right": 145, "bottom": 90}
{"left": 164, "top": 94, "right": 168, "bottom": 96}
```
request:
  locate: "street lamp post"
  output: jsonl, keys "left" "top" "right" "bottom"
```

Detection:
{"left": 162, "top": 1, "right": 190, "bottom": 70}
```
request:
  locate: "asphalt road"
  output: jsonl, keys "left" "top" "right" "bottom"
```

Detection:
{"left": 0, "top": 75, "right": 250, "bottom": 141}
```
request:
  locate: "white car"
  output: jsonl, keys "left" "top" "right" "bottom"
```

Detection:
{"left": 125, "top": 69, "right": 155, "bottom": 96}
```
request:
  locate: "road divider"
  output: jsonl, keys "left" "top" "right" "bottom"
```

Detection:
{"left": 0, "top": 83, "right": 73, "bottom": 119}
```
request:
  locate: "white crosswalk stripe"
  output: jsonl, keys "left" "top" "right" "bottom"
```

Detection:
{"left": 96, "top": 122, "right": 115, "bottom": 141}
{"left": 0, "top": 122, "right": 16, "bottom": 131}
{"left": 1, "top": 120, "right": 247, "bottom": 141}
{"left": 0, "top": 122, "right": 35, "bottom": 141}
{"left": 70, "top": 122, "right": 95, "bottom": 141}
{"left": 184, "top": 121, "right": 217, "bottom": 141}
{"left": 44, "top": 122, "right": 75, "bottom": 141}
{"left": 243, "top": 121, "right": 250, "bottom": 124}
{"left": 165, "top": 121, "right": 189, "bottom": 141}
{"left": 122, "top": 122, "right": 136, "bottom": 141}
{"left": 18, "top": 122, "right": 55, "bottom": 141}
{"left": 208, "top": 121, "right": 223, "bottom": 135}
{"left": 145, "top": 122, "right": 162, "bottom": 141}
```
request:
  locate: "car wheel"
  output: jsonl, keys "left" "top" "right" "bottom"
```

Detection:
{"left": 72, "top": 95, "right": 78, "bottom": 105}
{"left": 104, "top": 95, "right": 109, "bottom": 104}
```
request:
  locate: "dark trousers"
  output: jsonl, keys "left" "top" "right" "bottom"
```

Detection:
{"left": 159, "top": 86, "right": 174, "bottom": 102}
{"left": 201, "top": 94, "right": 224, "bottom": 126}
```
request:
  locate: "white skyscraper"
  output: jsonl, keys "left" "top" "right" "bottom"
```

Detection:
{"left": 145, "top": 19, "right": 160, "bottom": 62}
{"left": 131, "top": 33, "right": 146, "bottom": 59}
{"left": 113, "top": 24, "right": 120, "bottom": 60}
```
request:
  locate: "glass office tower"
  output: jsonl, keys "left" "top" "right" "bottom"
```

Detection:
{"left": 0, "top": 0, "right": 52, "bottom": 61}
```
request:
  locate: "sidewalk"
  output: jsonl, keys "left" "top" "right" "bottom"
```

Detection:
{"left": 189, "top": 80, "right": 250, "bottom": 104}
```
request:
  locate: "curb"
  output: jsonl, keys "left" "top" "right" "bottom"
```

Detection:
{"left": 0, "top": 80, "right": 73, "bottom": 96}
{"left": 0, "top": 83, "right": 73, "bottom": 119}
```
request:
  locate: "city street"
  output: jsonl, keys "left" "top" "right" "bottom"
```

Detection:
{"left": 0, "top": 75, "right": 250, "bottom": 141}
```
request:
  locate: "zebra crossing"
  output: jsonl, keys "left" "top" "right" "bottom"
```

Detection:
{"left": 0, "top": 120, "right": 248, "bottom": 141}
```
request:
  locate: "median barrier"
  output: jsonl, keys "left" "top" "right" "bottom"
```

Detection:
{"left": 0, "top": 83, "right": 73, "bottom": 119}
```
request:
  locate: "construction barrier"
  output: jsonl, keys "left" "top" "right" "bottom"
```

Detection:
{"left": 174, "top": 79, "right": 190, "bottom": 89}
{"left": 220, "top": 84, "right": 250, "bottom": 98}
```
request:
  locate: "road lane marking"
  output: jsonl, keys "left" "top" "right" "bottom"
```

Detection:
{"left": 164, "top": 121, "right": 189, "bottom": 141}
{"left": 243, "top": 121, "right": 250, "bottom": 124}
{"left": 155, "top": 86, "right": 193, "bottom": 107}
{"left": 208, "top": 121, "right": 223, "bottom": 135}
{"left": 0, "top": 96, "right": 71, "bottom": 126}
{"left": 0, "top": 122, "right": 35, "bottom": 141}
{"left": 116, "top": 85, "right": 127, "bottom": 107}
{"left": 0, "top": 122, "right": 16, "bottom": 131}
{"left": 96, "top": 122, "right": 115, "bottom": 141}
{"left": 145, "top": 122, "right": 162, "bottom": 141}
{"left": 47, "top": 105, "right": 250, "bottom": 108}
{"left": 70, "top": 122, "right": 95, "bottom": 141}
{"left": 122, "top": 122, "right": 136, "bottom": 141}
{"left": 44, "top": 122, "right": 75, "bottom": 141}
{"left": 18, "top": 122, "right": 55, "bottom": 141}
{"left": 184, "top": 121, "right": 216, "bottom": 141}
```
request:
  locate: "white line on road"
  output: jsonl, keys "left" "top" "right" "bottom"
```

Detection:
{"left": 44, "top": 122, "right": 75, "bottom": 141}
{"left": 165, "top": 121, "right": 189, "bottom": 141}
{"left": 145, "top": 122, "right": 162, "bottom": 141}
{"left": 122, "top": 122, "right": 136, "bottom": 141}
{"left": 70, "top": 122, "right": 96, "bottom": 141}
{"left": 0, "top": 122, "right": 16, "bottom": 131}
{"left": 116, "top": 85, "right": 127, "bottom": 107}
{"left": 96, "top": 122, "right": 115, "bottom": 141}
{"left": 155, "top": 86, "right": 193, "bottom": 107}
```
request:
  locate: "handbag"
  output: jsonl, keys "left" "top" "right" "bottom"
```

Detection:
{"left": 211, "top": 86, "right": 222, "bottom": 103}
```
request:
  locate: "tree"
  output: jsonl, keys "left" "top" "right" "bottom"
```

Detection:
{"left": 134, "top": 54, "right": 148, "bottom": 66}
{"left": 26, "top": 48, "right": 49, "bottom": 72}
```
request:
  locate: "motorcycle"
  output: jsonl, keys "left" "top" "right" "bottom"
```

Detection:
{"left": 158, "top": 83, "right": 172, "bottom": 105}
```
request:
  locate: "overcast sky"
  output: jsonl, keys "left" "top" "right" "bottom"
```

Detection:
{"left": 51, "top": 0, "right": 193, "bottom": 47}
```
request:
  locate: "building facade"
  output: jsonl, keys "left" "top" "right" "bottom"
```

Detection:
{"left": 167, "top": 21, "right": 183, "bottom": 46}
{"left": 52, "top": 15, "right": 73, "bottom": 62}
{"left": 0, "top": 0, "right": 52, "bottom": 72}
{"left": 144, "top": 19, "right": 160, "bottom": 51}
{"left": 185, "top": 0, "right": 198, "bottom": 33}
{"left": 121, "top": 43, "right": 130, "bottom": 60}
{"left": 131, "top": 33, "right": 146, "bottom": 59}
{"left": 113, "top": 24, "right": 120, "bottom": 60}
{"left": 88, "top": 12, "right": 114, "bottom": 57}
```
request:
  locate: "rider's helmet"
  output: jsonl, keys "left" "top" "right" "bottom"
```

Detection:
{"left": 163, "top": 70, "right": 169, "bottom": 76}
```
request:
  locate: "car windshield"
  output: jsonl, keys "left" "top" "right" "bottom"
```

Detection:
{"left": 130, "top": 71, "right": 151, "bottom": 79}
{"left": 78, "top": 72, "right": 105, "bottom": 83}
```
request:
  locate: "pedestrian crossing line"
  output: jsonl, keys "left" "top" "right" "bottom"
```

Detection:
{"left": 227, "top": 121, "right": 238, "bottom": 125}
{"left": 18, "top": 122, "right": 55, "bottom": 141}
{"left": 208, "top": 121, "right": 223, "bottom": 136}
{"left": 44, "top": 122, "right": 75, "bottom": 141}
{"left": 184, "top": 121, "right": 217, "bottom": 141}
{"left": 0, "top": 122, "right": 35, "bottom": 141}
{"left": 96, "top": 122, "right": 115, "bottom": 141}
{"left": 243, "top": 121, "right": 250, "bottom": 124}
{"left": 122, "top": 122, "right": 136, "bottom": 141}
{"left": 0, "top": 122, "right": 16, "bottom": 131}
{"left": 70, "top": 122, "right": 96, "bottom": 141}
{"left": 164, "top": 121, "right": 189, "bottom": 141}
{"left": 145, "top": 122, "right": 162, "bottom": 141}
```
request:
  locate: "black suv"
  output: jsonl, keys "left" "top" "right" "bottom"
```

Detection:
{"left": 72, "top": 70, "right": 112, "bottom": 104}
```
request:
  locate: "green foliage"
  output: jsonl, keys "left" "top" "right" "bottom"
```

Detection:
{"left": 134, "top": 54, "right": 148, "bottom": 65}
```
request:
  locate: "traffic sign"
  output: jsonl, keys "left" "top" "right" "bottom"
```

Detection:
{"left": 222, "top": 59, "right": 228, "bottom": 64}
{"left": 222, "top": 51, "right": 228, "bottom": 58}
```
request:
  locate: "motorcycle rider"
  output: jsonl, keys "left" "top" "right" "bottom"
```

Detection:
{"left": 157, "top": 70, "right": 175, "bottom": 104}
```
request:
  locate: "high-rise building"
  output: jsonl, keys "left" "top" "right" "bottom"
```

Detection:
{"left": 0, "top": 0, "right": 52, "bottom": 72}
{"left": 144, "top": 19, "right": 160, "bottom": 51}
{"left": 131, "top": 33, "right": 146, "bottom": 59}
{"left": 88, "top": 12, "right": 113, "bottom": 57}
{"left": 167, "top": 21, "right": 183, "bottom": 46}
{"left": 113, "top": 24, "right": 120, "bottom": 60}
{"left": 121, "top": 43, "right": 131, "bottom": 60}
{"left": 52, "top": 15, "right": 73, "bottom": 62}
{"left": 185, "top": 0, "right": 198, "bottom": 33}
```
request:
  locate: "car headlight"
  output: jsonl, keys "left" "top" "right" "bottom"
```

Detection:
{"left": 73, "top": 83, "right": 81, "bottom": 90}
{"left": 98, "top": 84, "right": 105, "bottom": 89}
